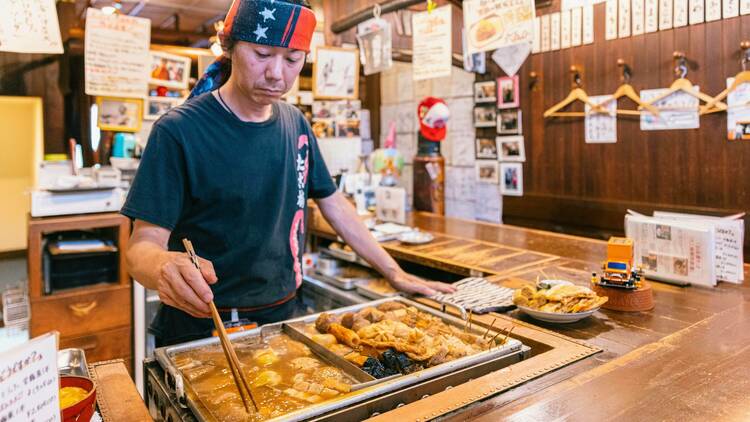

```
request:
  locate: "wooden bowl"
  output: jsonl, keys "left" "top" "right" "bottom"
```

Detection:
{"left": 60, "top": 375, "right": 96, "bottom": 422}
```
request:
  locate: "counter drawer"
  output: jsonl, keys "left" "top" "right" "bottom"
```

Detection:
{"left": 30, "top": 284, "right": 131, "bottom": 337}
{"left": 59, "top": 326, "right": 132, "bottom": 365}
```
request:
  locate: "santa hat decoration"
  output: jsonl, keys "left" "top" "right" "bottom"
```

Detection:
{"left": 417, "top": 97, "right": 450, "bottom": 142}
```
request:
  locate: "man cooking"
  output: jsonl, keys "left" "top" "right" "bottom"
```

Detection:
{"left": 122, "top": 0, "right": 455, "bottom": 347}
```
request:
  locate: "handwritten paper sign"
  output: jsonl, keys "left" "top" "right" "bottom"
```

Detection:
{"left": 412, "top": 5, "right": 452, "bottom": 81}
{"left": 726, "top": 77, "right": 750, "bottom": 140}
{"left": 0, "top": 0, "right": 63, "bottom": 54}
{"left": 0, "top": 333, "right": 60, "bottom": 422}
{"left": 640, "top": 88, "right": 700, "bottom": 130}
{"left": 85, "top": 8, "right": 151, "bottom": 98}
{"left": 463, "top": 0, "right": 536, "bottom": 55}
{"left": 585, "top": 95, "right": 617, "bottom": 143}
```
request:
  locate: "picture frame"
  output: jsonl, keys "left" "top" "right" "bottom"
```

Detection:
{"left": 475, "top": 160, "right": 500, "bottom": 184}
{"left": 144, "top": 96, "right": 182, "bottom": 121}
{"left": 497, "top": 75, "right": 520, "bottom": 109}
{"left": 474, "top": 80, "right": 497, "bottom": 103}
{"left": 497, "top": 135, "right": 526, "bottom": 162}
{"left": 473, "top": 105, "right": 497, "bottom": 128}
{"left": 313, "top": 46, "right": 360, "bottom": 100}
{"left": 475, "top": 137, "right": 498, "bottom": 159}
{"left": 149, "top": 50, "right": 191, "bottom": 89}
{"left": 500, "top": 162, "right": 524, "bottom": 196}
{"left": 497, "top": 109, "right": 522, "bottom": 134}
{"left": 96, "top": 96, "right": 142, "bottom": 132}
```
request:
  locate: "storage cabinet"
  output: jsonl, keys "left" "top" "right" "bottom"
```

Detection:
{"left": 28, "top": 212, "right": 133, "bottom": 372}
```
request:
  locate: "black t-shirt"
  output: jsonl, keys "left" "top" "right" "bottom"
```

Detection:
{"left": 121, "top": 92, "right": 336, "bottom": 341}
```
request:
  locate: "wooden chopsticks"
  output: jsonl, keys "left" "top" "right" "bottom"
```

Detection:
{"left": 182, "top": 239, "right": 258, "bottom": 414}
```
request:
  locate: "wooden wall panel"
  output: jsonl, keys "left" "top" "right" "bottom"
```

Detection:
{"left": 476, "top": 1, "right": 750, "bottom": 252}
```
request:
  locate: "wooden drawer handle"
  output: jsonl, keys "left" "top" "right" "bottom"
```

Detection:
{"left": 68, "top": 300, "right": 98, "bottom": 317}
{"left": 75, "top": 338, "right": 99, "bottom": 351}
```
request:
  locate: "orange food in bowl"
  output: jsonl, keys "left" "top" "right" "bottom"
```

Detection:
{"left": 60, "top": 375, "right": 96, "bottom": 422}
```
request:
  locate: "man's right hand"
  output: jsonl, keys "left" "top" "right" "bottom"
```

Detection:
{"left": 156, "top": 251, "right": 218, "bottom": 318}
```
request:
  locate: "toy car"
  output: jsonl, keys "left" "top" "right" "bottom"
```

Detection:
{"left": 591, "top": 237, "right": 643, "bottom": 290}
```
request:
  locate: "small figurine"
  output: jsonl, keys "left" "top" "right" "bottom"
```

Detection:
{"left": 591, "top": 237, "right": 644, "bottom": 290}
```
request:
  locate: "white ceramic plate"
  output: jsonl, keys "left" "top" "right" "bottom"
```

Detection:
{"left": 398, "top": 231, "right": 435, "bottom": 245}
{"left": 516, "top": 305, "right": 599, "bottom": 324}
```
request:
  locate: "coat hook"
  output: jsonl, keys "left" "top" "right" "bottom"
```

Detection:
{"left": 741, "top": 41, "right": 750, "bottom": 71}
{"left": 617, "top": 59, "right": 632, "bottom": 84}
{"left": 570, "top": 65, "right": 582, "bottom": 88}
{"left": 529, "top": 71, "right": 538, "bottom": 89}
{"left": 673, "top": 51, "right": 687, "bottom": 79}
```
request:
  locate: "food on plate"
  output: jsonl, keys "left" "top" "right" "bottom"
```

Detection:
{"left": 173, "top": 334, "right": 355, "bottom": 422}
{"left": 470, "top": 15, "right": 504, "bottom": 46}
{"left": 312, "top": 302, "right": 499, "bottom": 379}
{"left": 513, "top": 283, "right": 607, "bottom": 313}
{"left": 59, "top": 386, "right": 88, "bottom": 409}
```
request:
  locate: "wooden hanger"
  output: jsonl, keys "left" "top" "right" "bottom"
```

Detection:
{"left": 598, "top": 59, "right": 659, "bottom": 116}
{"left": 702, "top": 41, "right": 750, "bottom": 114}
{"left": 640, "top": 52, "right": 727, "bottom": 113}
{"left": 544, "top": 66, "right": 607, "bottom": 118}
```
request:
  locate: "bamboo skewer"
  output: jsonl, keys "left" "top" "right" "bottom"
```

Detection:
{"left": 482, "top": 318, "right": 497, "bottom": 339}
{"left": 183, "top": 239, "right": 258, "bottom": 414}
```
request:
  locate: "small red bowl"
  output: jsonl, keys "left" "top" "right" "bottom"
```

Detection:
{"left": 60, "top": 375, "right": 97, "bottom": 422}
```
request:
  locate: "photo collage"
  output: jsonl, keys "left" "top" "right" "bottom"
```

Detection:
{"left": 473, "top": 75, "right": 524, "bottom": 196}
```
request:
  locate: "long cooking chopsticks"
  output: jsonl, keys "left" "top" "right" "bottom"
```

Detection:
{"left": 182, "top": 238, "right": 258, "bottom": 414}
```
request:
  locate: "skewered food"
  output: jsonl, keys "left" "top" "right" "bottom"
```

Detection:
{"left": 312, "top": 302, "right": 499, "bottom": 378}
{"left": 513, "top": 283, "right": 607, "bottom": 313}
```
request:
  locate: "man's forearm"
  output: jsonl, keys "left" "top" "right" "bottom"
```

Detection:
{"left": 126, "top": 240, "right": 170, "bottom": 290}
{"left": 315, "top": 193, "right": 402, "bottom": 280}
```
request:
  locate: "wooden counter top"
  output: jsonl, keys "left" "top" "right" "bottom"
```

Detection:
{"left": 310, "top": 209, "right": 750, "bottom": 421}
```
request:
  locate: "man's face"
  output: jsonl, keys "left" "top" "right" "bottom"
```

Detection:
{"left": 230, "top": 41, "right": 305, "bottom": 105}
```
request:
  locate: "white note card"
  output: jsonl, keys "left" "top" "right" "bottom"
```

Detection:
{"left": 571, "top": 7, "right": 583, "bottom": 46}
{"left": 606, "top": 0, "right": 619, "bottom": 40}
{"left": 551, "top": 12, "right": 561, "bottom": 50}
{"left": 533, "top": 17, "right": 541, "bottom": 53}
{"left": 583, "top": 4, "right": 595, "bottom": 44}
{"left": 660, "top": 0, "right": 674, "bottom": 29}
{"left": 0, "top": 0, "right": 63, "bottom": 54}
{"left": 541, "top": 14, "right": 551, "bottom": 51}
{"left": 690, "top": 0, "right": 706, "bottom": 23}
{"left": 742, "top": 0, "right": 750, "bottom": 14}
{"left": 585, "top": 95, "right": 618, "bottom": 143}
{"left": 674, "top": 0, "right": 689, "bottom": 25}
{"left": 632, "top": 0, "right": 646, "bottom": 34}
{"left": 619, "top": 0, "right": 632, "bottom": 37}
{"left": 724, "top": 0, "right": 740, "bottom": 17}
{"left": 640, "top": 87, "right": 700, "bottom": 130}
{"left": 561, "top": 9, "right": 572, "bottom": 48}
{"left": 645, "top": 0, "right": 659, "bottom": 31}
{"left": 706, "top": 0, "right": 722, "bottom": 20}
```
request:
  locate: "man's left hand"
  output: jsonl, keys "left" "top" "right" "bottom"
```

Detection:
{"left": 388, "top": 271, "right": 457, "bottom": 296}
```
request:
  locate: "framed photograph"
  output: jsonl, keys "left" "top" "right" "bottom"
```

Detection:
{"left": 497, "top": 109, "right": 522, "bottom": 134}
{"left": 500, "top": 162, "right": 524, "bottom": 196}
{"left": 96, "top": 96, "right": 142, "bottom": 132}
{"left": 497, "top": 75, "right": 520, "bottom": 109}
{"left": 144, "top": 96, "right": 181, "bottom": 120}
{"left": 475, "top": 160, "right": 500, "bottom": 184}
{"left": 473, "top": 105, "right": 497, "bottom": 128}
{"left": 474, "top": 81, "right": 496, "bottom": 103}
{"left": 475, "top": 137, "right": 498, "bottom": 159}
{"left": 497, "top": 136, "right": 526, "bottom": 162}
{"left": 150, "top": 50, "right": 191, "bottom": 89}
{"left": 313, "top": 46, "right": 360, "bottom": 100}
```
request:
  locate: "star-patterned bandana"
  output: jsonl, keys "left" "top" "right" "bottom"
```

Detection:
{"left": 189, "top": 0, "right": 317, "bottom": 99}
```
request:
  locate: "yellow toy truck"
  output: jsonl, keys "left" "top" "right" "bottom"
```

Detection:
{"left": 591, "top": 237, "right": 643, "bottom": 290}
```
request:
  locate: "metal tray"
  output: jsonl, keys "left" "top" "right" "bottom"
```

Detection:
{"left": 310, "top": 269, "right": 376, "bottom": 291}
{"left": 154, "top": 297, "right": 523, "bottom": 422}
{"left": 355, "top": 281, "right": 400, "bottom": 300}
{"left": 58, "top": 348, "right": 89, "bottom": 377}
